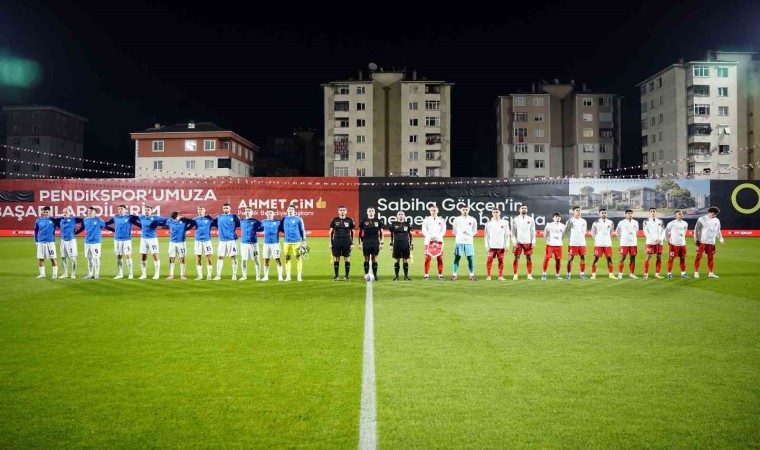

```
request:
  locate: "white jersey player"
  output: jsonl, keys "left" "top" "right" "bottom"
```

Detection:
{"left": 563, "top": 206, "right": 588, "bottom": 279}
{"left": 451, "top": 206, "right": 478, "bottom": 281}
{"left": 511, "top": 204, "right": 536, "bottom": 280}
{"left": 615, "top": 209, "right": 639, "bottom": 279}
{"left": 541, "top": 212, "right": 566, "bottom": 280}
{"left": 422, "top": 205, "right": 447, "bottom": 280}
{"left": 665, "top": 210, "right": 689, "bottom": 279}
{"left": 590, "top": 209, "right": 615, "bottom": 279}
{"left": 693, "top": 206, "right": 726, "bottom": 278}
{"left": 642, "top": 207, "right": 666, "bottom": 279}
{"left": 484, "top": 208, "right": 511, "bottom": 280}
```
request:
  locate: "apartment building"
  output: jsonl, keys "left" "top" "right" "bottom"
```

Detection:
{"left": 130, "top": 121, "right": 258, "bottom": 178}
{"left": 637, "top": 50, "right": 759, "bottom": 179}
{"left": 496, "top": 82, "right": 621, "bottom": 178}
{"left": 323, "top": 68, "right": 453, "bottom": 177}
{"left": 2, "top": 105, "right": 86, "bottom": 178}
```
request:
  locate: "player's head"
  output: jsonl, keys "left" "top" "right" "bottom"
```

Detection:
{"left": 62, "top": 207, "right": 72, "bottom": 218}
{"left": 625, "top": 209, "right": 633, "bottom": 219}
{"left": 674, "top": 210, "right": 683, "bottom": 220}
{"left": 429, "top": 204, "right": 438, "bottom": 216}
{"left": 170, "top": 211, "right": 179, "bottom": 220}
{"left": 143, "top": 205, "right": 152, "bottom": 215}
{"left": 553, "top": 212, "right": 562, "bottom": 222}
{"left": 599, "top": 208, "right": 607, "bottom": 219}
{"left": 572, "top": 206, "right": 581, "bottom": 218}
{"left": 491, "top": 208, "right": 501, "bottom": 219}
{"left": 396, "top": 210, "right": 406, "bottom": 222}
{"left": 244, "top": 207, "right": 253, "bottom": 218}
{"left": 87, "top": 206, "right": 97, "bottom": 218}
{"left": 366, "top": 207, "right": 375, "bottom": 218}
{"left": 197, "top": 206, "right": 206, "bottom": 216}
{"left": 287, "top": 205, "right": 296, "bottom": 216}
{"left": 222, "top": 203, "right": 231, "bottom": 214}
{"left": 707, "top": 206, "right": 720, "bottom": 217}
{"left": 519, "top": 204, "right": 528, "bottom": 215}
{"left": 459, "top": 205, "right": 469, "bottom": 216}
{"left": 117, "top": 204, "right": 127, "bottom": 215}
{"left": 265, "top": 209, "right": 274, "bottom": 220}
{"left": 338, "top": 206, "right": 347, "bottom": 218}
{"left": 649, "top": 207, "right": 657, "bottom": 218}
{"left": 41, "top": 206, "right": 51, "bottom": 218}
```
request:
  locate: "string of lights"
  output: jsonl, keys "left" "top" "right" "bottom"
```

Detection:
{"left": 0, "top": 144, "right": 135, "bottom": 169}
{"left": 0, "top": 157, "right": 133, "bottom": 176}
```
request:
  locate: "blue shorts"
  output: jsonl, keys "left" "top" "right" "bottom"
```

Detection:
{"left": 454, "top": 243, "right": 474, "bottom": 257}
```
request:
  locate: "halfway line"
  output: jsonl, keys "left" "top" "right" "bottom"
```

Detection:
{"left": 358, "top": 281, "right": 378, "bottom": 450}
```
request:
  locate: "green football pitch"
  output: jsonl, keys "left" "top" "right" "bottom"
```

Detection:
{"left": 1, "top": 237, "right": 758, "bottom": 449}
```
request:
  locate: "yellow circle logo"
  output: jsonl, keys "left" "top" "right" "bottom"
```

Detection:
{"left": 731, "top": 183, "right": 760, "bottom": 214}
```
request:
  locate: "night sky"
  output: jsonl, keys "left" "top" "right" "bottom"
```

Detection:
{"left": 2, "top": 0, "right": 759, "bottom": 177}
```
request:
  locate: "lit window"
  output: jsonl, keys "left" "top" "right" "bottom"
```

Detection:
{"left": 583, "top": 128, "right": 594, "bottom": 137}
{"left": 534, "top": 129, "right": 544, "bottom": 137}
{"left": 185, "top": 140, "right": 197, "bottom": 151}
{"left": 533, "top": 97, "right": 545, "bottom": 107}
{"left": 582, "top": 98, "right": 592, "bottom": 106}
{"left": 334, "top": 166, "right": 349, "bottom": 176}
{"left": 583, "top": 113, "right": 593, "bottom": 122}
{"left": 514, "top": 96, "right": 526, "bottom": 106}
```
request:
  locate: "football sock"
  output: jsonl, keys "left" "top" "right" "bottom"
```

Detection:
{"left": 334, "top": 262, "right": 339, "bottom": 277}
{"left": 403, "top": 262, "right": 409, "bottom": 277}
{"left": 364, "top": 261, "right": 370, "bottom": 275}
{"left": 394, "top": 262, "right": 400, "bottom": 277}
{"left": 345, "top": 261, "right": 350, "bottom": 277}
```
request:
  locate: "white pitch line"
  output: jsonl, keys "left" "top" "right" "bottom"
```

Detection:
{"left": 358, "top": 281, "right": 378, "bottom": 450}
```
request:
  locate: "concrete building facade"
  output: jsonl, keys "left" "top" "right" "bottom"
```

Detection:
{"left": 323, "top": 68, "right": 453, "bottom": 177}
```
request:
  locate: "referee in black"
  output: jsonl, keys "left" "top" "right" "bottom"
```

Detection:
{"left": 359, "top": 207, "right": 384, "bottom": 281}
{"left": 329, "top": 206, "right": 355, "bottom": 281}
{"left": 389, "top": 210, "right": 413, "bottom": 281}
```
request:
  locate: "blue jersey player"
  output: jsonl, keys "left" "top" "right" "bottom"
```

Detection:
{"left": 261, "top": 209, "right": 284, "bottom": 281}
{"left": 138, "top": 205, "right": 167, "bottom": 279}
{"left": 240, "top": 207, "right": 263, "bottom": 280}
{"left": 81, "top": 206, "right": 114, "bottom": 279}
{"left": 213, "top": 203, "right": 240, "bottom": 280}
{"left": 34, "top": 206, "right": 58, "bottom": 278}
{"left": 53, "top": 207, "right": 84, "bottom": 279}
{"left": 105, "top": 204, "right": 141, "bottom": 279}
{"left": 282, "top": 205, "right": 307, "bottom": 282}
{"left": 192, "top": 206, "right": 215, "bottom": 280}
{"left": 164, "top": 211, "right": 195, "bottom": 280}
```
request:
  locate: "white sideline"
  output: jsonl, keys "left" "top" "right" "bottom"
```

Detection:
{"left": 358, "top": 281, "right": 378, "bottom": 450}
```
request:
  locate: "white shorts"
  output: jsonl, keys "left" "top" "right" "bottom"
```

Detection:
{"left": 263, "top": 243, "right": 281, "bottom": 259}
{"left": 60, "top": 239, "right": 78, "bottom": 257}
{"left": 85, "top": 243, "right": 102, "bottom": 258}
{"left": 241, "top": 243, "right": 260, "bottom": 260}
{"left": 140, "top": 238, "right": 160, "bottom": 254}
{"left": 169, "top": 242, "right": 187, "bottom": 258}
{"left": 194, "top": 240, "right": 214, "bottom": 256}
{"left": 114, "top": 240, "right": 132, "bottom": 256}
{"left": 217, "top": 240, "right": 238, "bottom": 257}
{"left": 36, "top": 242, "right": 56, "bottom": 259}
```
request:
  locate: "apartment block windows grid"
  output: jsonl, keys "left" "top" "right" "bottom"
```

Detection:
{"left": 514, "top": 112, "right": 527, "bottom": 122}
{"left": 425, "top": 117, "right": 441, "bottom": 127}
{"left": 693, "top": 66, "right": 709, "bottom": 77}
{"left": 515, "top": 144, "right": 528, "bottom": 153}
{"left": 425, "top": 100, "right": 440, "bottom": 110}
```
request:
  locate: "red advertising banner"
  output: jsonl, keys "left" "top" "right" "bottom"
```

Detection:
{"left": 0, "top": 178, "right": 360, "bottom": 236}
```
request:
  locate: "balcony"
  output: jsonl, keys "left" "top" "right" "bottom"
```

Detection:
{"left": 425, "top": 134, "right": 442, "bottom": 146}
{"left": 687, "top": 85, "right": 710, "bottom": 98}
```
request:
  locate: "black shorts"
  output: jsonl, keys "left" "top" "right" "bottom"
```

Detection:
{"left": 363, "top": 239, "right": 380, "bottom": 256}
{"left": 332, "top": 239, "right": 352, "bottom": 257}
{"left": 392, "top": 240, "right": 411, "bottom": 259}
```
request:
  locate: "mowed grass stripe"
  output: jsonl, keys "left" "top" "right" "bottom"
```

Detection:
{"left": 374, "top": 239, "right": 760, "bottom": 449}
{"left": 0, "top": 238, "right": 365, "bottom": 449}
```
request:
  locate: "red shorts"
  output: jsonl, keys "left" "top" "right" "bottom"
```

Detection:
{"left": 545, "top": 245, "right": 562, "bottom": 259}
{"left": 513, "top": 243, "right": 534, "bottom": 256}
{"left": 619, "top": 246, "right": 638, "bottom": 256}
{"left": 669, "top": 245, "right": 687, "bottom": 258}
{"left": 594, "top": 246, "right": 612, "bottom": 257}
{"left": 697, "top": 243, "right": 716, "bottom": 255}
{"left": 487, "top": 248, "right": 506, "bottom": 259}
{"left": 425, "top": 241, "right": 444, "bottom": 257}
{"left": 646, "top": 244, "right": 663, "bottom": 255}
{"left": 568, "top": 245, "right": 587, "bottom": 256}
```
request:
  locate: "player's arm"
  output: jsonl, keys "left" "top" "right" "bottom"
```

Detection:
{"left": 210, "top": 216, "right": 218, "bottom": 229}
{"left": 484, "top": 223, "right": 491, "bottom": 249}
{"left": 530, "top": 219, "right": 536, "bottom": 247}
{"left": 693, "top": 219, "right": 702, "bottom": 246}
{"left": 358, "top": 221, "right": 365, "bottom": 247}
{"left": 329, "top": 222, "right": 335, "bottom": 247}
{"left": 349, "top": 219, "right": 355, "bottom": 245}
{"left": 409, "top": 227, "right": 413, "bottom": 250}
{"left": 717, "top": 221, "right": 726, "bottom": 246}
{"left": 33, "top": 221, "right": 40, "bottom": 243}
{"left": 234, "top": 215, "right": 241, "bottom": 229}
{"left": 184, "top": 218, "right": 197, "bottom": 231}
{"left": 130, "top": 215, "right": 142, "bottom": 229}
{"left": 389, "top": 225, "right": 394, "bottom": 247}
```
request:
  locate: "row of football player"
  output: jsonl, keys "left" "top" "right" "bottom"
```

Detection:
{"left": 351, "top": 204, "right": 726, "bottom": 281}
{"left": 32, "top": 203, "right": 309, "bottom": 280}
